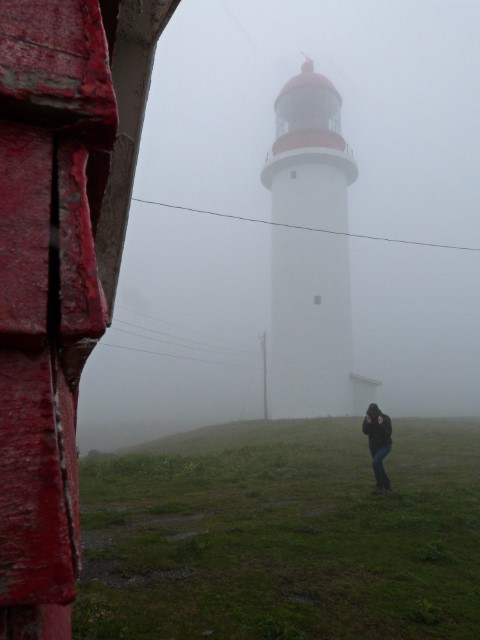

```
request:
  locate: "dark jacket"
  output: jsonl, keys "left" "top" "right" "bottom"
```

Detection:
{"left": 362, "top": 411, "right": 392, "bottom": 451}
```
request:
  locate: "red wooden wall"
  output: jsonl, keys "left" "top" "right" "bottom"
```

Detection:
{"left": 0, "top": 1, "right": 118, "bottom": 637}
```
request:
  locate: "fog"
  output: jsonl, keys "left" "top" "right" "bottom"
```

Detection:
{"left": 77, "top": 0, "right": 480, "bottom": 452}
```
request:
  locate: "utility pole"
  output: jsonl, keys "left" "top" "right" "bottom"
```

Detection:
{"left": 261, "top": 331, "right": 268, "bottom": 420}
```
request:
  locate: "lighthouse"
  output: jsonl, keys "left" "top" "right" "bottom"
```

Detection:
{"left": 261, "top": 59, "right": 359, "bottom": 419}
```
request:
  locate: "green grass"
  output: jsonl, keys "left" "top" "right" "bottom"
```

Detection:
{"left": 74, "top": 417, "right": 480, "bottom": 639}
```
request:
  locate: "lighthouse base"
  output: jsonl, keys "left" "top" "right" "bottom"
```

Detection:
{"left": 268, "top": 370, "right": 354, "bottom": 419}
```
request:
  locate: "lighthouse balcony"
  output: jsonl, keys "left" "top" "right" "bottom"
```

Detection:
{"left": 261, "top": 142, "right": 358, "bottom": 188}
{"left": 268, "top": 129, "right": 353, "bottom": 159}
{"left": 264, "top": 142, "right": 354, "bottom": 163}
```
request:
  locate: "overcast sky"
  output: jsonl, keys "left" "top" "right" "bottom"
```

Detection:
{"left": 77, "top": 0, "right": 480, "bottom": 451}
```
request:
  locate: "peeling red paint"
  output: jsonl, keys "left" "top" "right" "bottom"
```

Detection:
{"left": 0, "top": 0, "right": 118, "bottom": 148}
{"left": 58, "top": 141, "right": 107, "bottom": 343}
{"left": 42, "top": 604, "right": 72, "bottom": 640}
{"left": 0, "top": 349, "right": 75, "bottom": 605}
{"left": 0, "top": 121, "right": 51, "bottom": 350}
{"left": 0, "top": 1, "right": 121, "bottom": 636}
{"left": 81, "top": 0, "right": 116, "bottom": 101}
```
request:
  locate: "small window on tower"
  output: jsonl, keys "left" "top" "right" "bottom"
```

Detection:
{"left": 290, "top": 170, "right": 297, "bottom": 179}
{"left": 314, "top": 295, "right": 321, "bottom": 305}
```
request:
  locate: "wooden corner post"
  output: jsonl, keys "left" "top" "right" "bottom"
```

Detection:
{"left": 0, "top": 2, "right": 118, "bottom": 637}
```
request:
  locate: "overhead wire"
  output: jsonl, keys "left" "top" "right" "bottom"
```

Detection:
{"left": 107, "top": 197, "right": 479, "bottom": 390}
{"left": 111, "top": 326, "right": 260, "bottom": 358}
{"left": 98, "top": 342, "right": 263, "bottom": 371}
{"left": 114, "top": 319, "right": 257, "bottom": 355}
{"left": 115, "top": 303, "right": 254, "bottom": 349}
{"left": 131, "top": 197, "right": 480, "bottom": 253}
{"left": 213, "top": 0, "right": 258, "bottom": 49}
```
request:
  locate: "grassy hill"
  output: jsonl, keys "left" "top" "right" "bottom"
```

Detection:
{"left": 122, "top": 417, "right": 360, "bottom": 456}
{"left": 75, "top": 417, "right": 480, "bottom": 639}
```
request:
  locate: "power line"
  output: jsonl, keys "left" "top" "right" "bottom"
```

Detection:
{"left": 115, "top": 304, "right": 254, "bottom": 350}
{"left": 111, "top": 326, "right": 259, "bottom": 358}
{"left": 131, "top": 197, "right": 480, "bottom": 253}
{"left": 213, "top": 0, "right": 258, "bottom": 49}
{"left": 114, "top": 319, "right": 257, "bottom": 355}
{"left": 98, "top": 342, "right": 263, "bottom": 370}
{"left": 100, "top": 340, "right": 360, "bottom": 389}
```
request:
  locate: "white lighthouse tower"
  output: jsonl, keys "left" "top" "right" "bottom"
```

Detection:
{"left": 261, "top": 59, "right": 359, "bottom": 419}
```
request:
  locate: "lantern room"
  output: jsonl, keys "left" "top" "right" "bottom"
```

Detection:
{"left": 272, "top": 59, "right": 347, "bottom": 156}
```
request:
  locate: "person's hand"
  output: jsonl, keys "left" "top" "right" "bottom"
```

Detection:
{"left": 378, "top": 416, "right": 383, "bottom": 424}
{"left": 366, "top": 415, "right": 372, "bottom": 423}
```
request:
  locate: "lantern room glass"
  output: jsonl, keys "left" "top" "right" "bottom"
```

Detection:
{"left": 275, "top": 86, "right": 341, "bottom": 139}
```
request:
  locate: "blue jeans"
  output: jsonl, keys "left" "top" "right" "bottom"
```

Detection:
{"left": 370, "top": 444, "right": 392, "bottom": 491}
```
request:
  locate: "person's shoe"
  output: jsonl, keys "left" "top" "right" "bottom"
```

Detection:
{"left": 384, "top": 488, "right": 393, "bottom": 496}
{"left": 373, "top": 486, "right": 383, "bottom": 496}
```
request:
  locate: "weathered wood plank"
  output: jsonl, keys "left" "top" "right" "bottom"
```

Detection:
{"left": 58, "top": 141, "right": 107, "bottom": 344}
{"left": 42, "top": 604, "right": 72, "bottom": 640}
{"left": 0, "top": 0, "right": 117, "bottom": 148}
{"left": 0, "top": 348, "right": 75, "bottom": 605}
{"left": 0, "top": 604, "right": 70, "bottom": 640}
{"left": 54, "top": 362, "right": 82, "bottom": 577}
{"left": 0, "top": 121, "right": 51, "bottom": 350}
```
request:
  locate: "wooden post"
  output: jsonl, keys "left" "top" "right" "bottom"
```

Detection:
{"left": 0, "top": 1, "right": 118, "bottom": 637}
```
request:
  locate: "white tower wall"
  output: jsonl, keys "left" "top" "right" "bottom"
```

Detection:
{"left": 263, "top": 149, "right": 356, "bottom": 418}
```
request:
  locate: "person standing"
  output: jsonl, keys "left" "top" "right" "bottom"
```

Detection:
{"left": 362, "top": 403, "right": 393, "bottom": 495}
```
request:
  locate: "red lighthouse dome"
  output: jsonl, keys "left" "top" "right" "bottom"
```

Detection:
{"left": 272, "top": 59, "right": 347, "bottom": 156}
